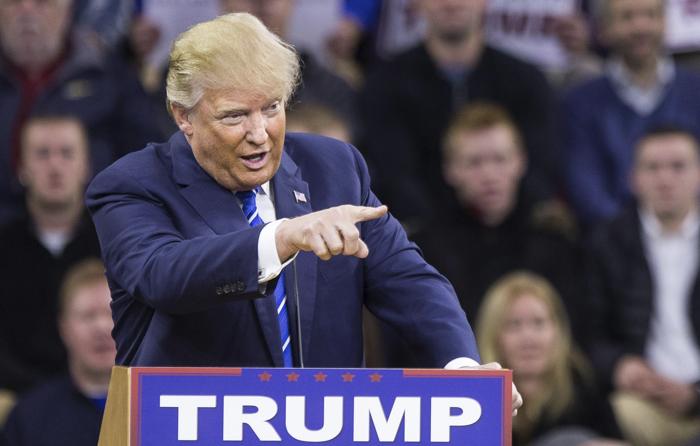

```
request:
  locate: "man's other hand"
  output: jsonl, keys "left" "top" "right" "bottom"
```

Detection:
{"left": 464, "top": 362, "right": 523, "bottom": 416}
{"left": 275, "top": 205, "right": 388, "bottom": 261}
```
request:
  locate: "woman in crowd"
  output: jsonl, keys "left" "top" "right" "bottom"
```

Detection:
{"left": 477, "top": 272, "right": 626, "bottom": 446}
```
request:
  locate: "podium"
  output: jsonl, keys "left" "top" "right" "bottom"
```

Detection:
{"left": 98, "top": 366, "right": 512, "bottom": 445}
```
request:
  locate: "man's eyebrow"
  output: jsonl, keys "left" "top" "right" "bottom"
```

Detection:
{"left": 215, "top": 107, "right": 248, "bottom": 117}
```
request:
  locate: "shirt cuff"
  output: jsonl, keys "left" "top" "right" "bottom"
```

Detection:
{"left": 444, "top": 357, "right": 480, "bottom": 369}
{"left": 258, "top": 219, "right": 297, "bottom": 283}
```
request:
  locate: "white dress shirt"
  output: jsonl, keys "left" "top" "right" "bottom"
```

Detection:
{"left": 237, "top": 182, "right": 479, "bottom": 369}
{"left": 641, "top": 209, "right": 700, "bottom": 383}
{"left": 37, "top": 229, "right": 70, "bottom": 257}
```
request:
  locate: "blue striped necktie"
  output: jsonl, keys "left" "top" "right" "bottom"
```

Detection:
{"left": 236, "top": 189, "right": 293, "bottom": 367}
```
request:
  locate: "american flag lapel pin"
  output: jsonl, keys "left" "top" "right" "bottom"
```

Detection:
{"left": 294, "top": 190, "right": 307, "bottom": 203}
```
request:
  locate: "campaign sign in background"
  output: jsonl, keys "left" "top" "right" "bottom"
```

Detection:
{"left": 131, "top": 367, "right": 511, "bottom": 445}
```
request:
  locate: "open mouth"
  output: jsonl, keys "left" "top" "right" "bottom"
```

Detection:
{"left": 240, "top": 152, "right": 269, "bottom": 170}
{"left": 242, "top": 153, "right": 265, "bottom": 161}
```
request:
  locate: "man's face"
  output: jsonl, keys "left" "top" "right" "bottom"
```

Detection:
{"left": 220, "top": 0, "right": 293, "bottom": 36}
{"left": 0, "top": 0, "right": 72, "bottom": 69}
{"left": 444, "top": 125, "right": 525, "bottom": 222}
{"left": 633, "top": 134, "right": 700, "bottom": 221}
{"left": 175, "top": 89, "right": 286, "bottom": 192}
{"left": 19, "top": 120, "right": 89, "bottom": 210}
{"left": 60, "top": 280, "right": 116, "bottom": 376}
{"left": 419, "top": 0, "right": 486, "bottom": 41}
{"left": 602, "top": 0, "right": 665, "bottom": 67}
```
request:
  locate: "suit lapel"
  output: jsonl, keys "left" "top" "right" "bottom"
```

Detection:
{"left": 171, "top": 133, "right": 249, "bottom": 234}
{"left": 272, "top": 153, "right": 317, "bottom": 366}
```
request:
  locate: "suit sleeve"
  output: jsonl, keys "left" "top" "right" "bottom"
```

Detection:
{"left": 86, "top": 164, "right": 276, "bottom": 315}
{"left": 348, "top": 145, "right": 481, "bottom": 365}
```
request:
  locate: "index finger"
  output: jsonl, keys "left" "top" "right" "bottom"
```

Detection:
{"left": 348, "top": 205, "right": 388, "bottom": 223}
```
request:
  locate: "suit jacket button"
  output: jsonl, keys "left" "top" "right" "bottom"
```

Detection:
{"left": 216, "top": 286, "right": 223, "bottom": 295}
{"left": 236, "top": 280, "right": 245, "bottom": 291}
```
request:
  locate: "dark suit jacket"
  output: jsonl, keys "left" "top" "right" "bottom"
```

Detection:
{"left": 360, "top": 44, "right": 556, "bottom": 225}
{"left": 85, "top": 132, "right": 479, "bottom": 367}
{"left": 586, "top": 205, "right": 700, "bottom": 389}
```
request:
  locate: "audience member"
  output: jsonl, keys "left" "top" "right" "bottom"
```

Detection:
{"left": 286, "top": 103, "right": 352, "bottom": 143}
{"left": 478, "top": 272, "right": 625, "bottom": 446}
{"left": 413, "top": 103, "right": 582, "bottom": 337}
{"left": 221, "top": 0, "right": 359, "bottom": 137}
{"left": 0, "top": 259, "right": 116, "bottom": 446}
{"left": 0, "top": 115, "right": 101, "bottom": 394}
{"left": 0, "top": 0, "right": 163, "bottom": 225}
{"left": 563, "top": 0, "right": 700, "bottom": 226}
{"left": 361, "top": 0, "right": 557, "bottom": 231}
{"left": 586, "top": 126, "right": 700, "bottom": 446}
{"left": 330, "top": 0, "right": 601, "bottom": 89}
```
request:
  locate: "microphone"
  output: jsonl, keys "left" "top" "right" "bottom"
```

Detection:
{"left": 292, "top": 258, "right": 305, "bottom": 368}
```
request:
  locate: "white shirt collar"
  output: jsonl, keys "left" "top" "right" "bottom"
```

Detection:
{"left": 606, "top": 56, "right": 675, "bottom": 115}
{"left": 640, "top": 207, "right": 700, "bottom": 240}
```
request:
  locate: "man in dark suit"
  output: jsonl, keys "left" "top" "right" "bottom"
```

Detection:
{"left": 86, "top": 12, "right": 523, "bottom": 409}
{"left": 587, "top": 125, "right": 700, "bottom": 445}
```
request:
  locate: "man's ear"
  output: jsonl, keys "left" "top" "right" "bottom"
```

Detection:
{"left": 171, "top": 104, "right": 194, "bottom": 136}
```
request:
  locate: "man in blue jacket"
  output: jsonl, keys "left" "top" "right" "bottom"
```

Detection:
{"left": 563, "top": 0, "right": 700, "bottom": 226}
{"left": 86, "top": 12, "right": 521, "bottom": 407}
{"left": 86, "top": 14, "right": 524, "bottom": 413}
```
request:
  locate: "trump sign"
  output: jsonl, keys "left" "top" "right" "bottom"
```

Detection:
{"left": 99, "top": 367, "right": 511, "bottom": 445}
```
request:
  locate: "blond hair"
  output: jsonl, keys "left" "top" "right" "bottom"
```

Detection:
{"left": 59, "top": 258, "right": 108, "bottom": 318}
{"left": 166, "top": 13, "right": 300, "bottom": 114}
{"left": 443, "top": 102, "right": 523, "bottom": 158}
{"left": 476, "top": 272, "right": 591, "bottom": 440}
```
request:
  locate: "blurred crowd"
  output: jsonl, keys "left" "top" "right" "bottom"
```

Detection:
{"left": 1, "top": 0, "right": 700, "bottom": 445}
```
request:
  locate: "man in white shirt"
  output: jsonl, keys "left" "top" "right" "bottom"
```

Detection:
{"left": 587, "top": 125, "right": 700, "bottom": 446}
